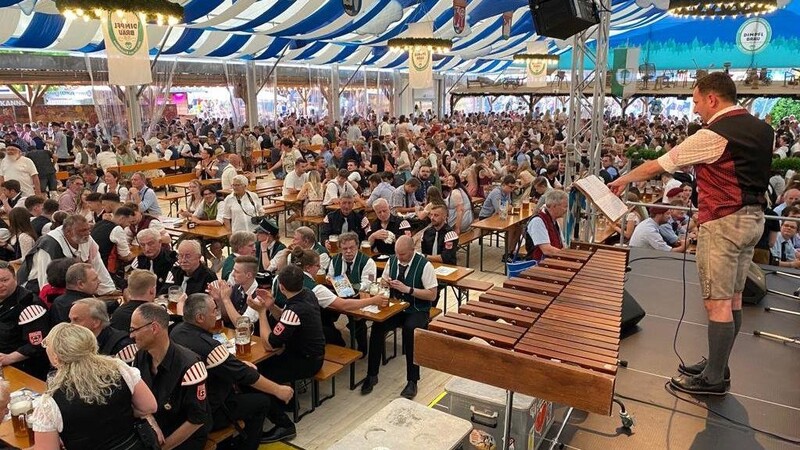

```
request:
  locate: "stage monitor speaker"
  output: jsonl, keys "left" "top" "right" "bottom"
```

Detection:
{"left": 529, "top": 0, "right": 600, "bottom": 40}
{"left": 622, "top": 288, "right": 646, "bottom": 334}
{"left": 742, "top": 262, "right": 767, "bottom": 305}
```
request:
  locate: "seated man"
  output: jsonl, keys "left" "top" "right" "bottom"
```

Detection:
{"left": 127, "top": 172, "right": 163, "bottom": 217}
{"left": 50, "top": 263, "right": 100, "bottom": 326}
{"left": 367, "top": 198, "right": 411, "bottom": 256}
{"left": 131, "top": 304, "right": 210, "bottom": 450}
{"left": 209, "top": 256, "right": 262, "bottom": 328}
{"left": 221, "top": 231, "right": 257, "bottom": 283}
{"left": 31, "top": 198, "right": 57, "bottom": 237}
{"left": 268, "top": 226, "right": 330, "bottom": 273}
{"left": 57, "top": 176, "right": 84, "bottom": 214}
{"left": 282, "top": 158, "right": 307, "bottom": 197}
{"left": 130, "top": 228, "right": 177, "bottom": 293}
{"left": 481, "top": 175, "right": 522, "bottom": 261}
{"left": 171, "top": 294, "right": 296, "bottom": 447}
{"left": 163, "top": 240, "right": 218, "bottom": 296}
{"left": 127, "top": 202, "right": 170, "bottom": 246}
{"left": 1, "top": 180, "right": 24, "bottom": 213}
{"left": 84, "top": 192, "right": 105, "bottom": 225}
{"left": 771, "top": 219, "right": 800, "bottom": 268}
{"left": 390, "top": 178, "right": 421, "bottom": 216}
{"left": 179, "top": 185, "right": 223, "bottom": 227}
{"left": 361, "top": 236, "right": 438, "bottom": 400}
{"left": 321, "top": 193, "right": 371, "bottom": 248}
{"left": 323, "top": 168, "right": 358, "bottom": 206}
{"left": 18, "top": 214, "right": 116, "bottom": 295}
{"left": 69, "top": 298, "right": 137, "bottom": 364}
{"left": 0, "top": 261, "right": 50, "bottom": 379}
{"left": 91, "top": 205, "right": 136, "bottom": 281}
{"left": 250, "top": 265, "right": 326, "bottom": 386}
{"left": 366, "top": 172, "right": 395, "bottom": 208}
{"left": 421, "top": 204, "right": 458, "bottom": 265}
{"left": 629, "top": 204, "right": 688, "bottom": 253}
{"left": 111, "top": 270, "right": 158, "bottom": 332}
{"left": 255, "top": 219, "right": 285, "bottom": 272}
{"left": 526, "top": 190, "right": 569, "bottom": 261}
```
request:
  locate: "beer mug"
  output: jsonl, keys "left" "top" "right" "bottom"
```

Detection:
{"left": 328, "top": 235, "right": 339, "bottom": 253}
{"left": 212, "top": 308, "right": 224, "bottom": 333}
{"left": 235, "top": 316, "right": 254, "bottom": 357}
{"left": 168, "top": 286, "right": 182, "bottom": 304}
{"left": 10, "top": 394, "right": 33, "bottom": 439}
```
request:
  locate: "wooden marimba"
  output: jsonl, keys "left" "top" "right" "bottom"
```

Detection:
{"left": 415, "top": 243, "right": 628, "bottom": 416}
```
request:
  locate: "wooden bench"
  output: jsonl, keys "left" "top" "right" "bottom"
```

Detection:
{"left": 296, "top": 215, "right": 325, "bottom": 240}
{"left": 313, "top": 361, "right": 343, "bottom": 407}
{"left": 449, "top": 278, "right": 494, "bottom": 311}
{"left": 203, "top": 420, "right": 244, "bottom": 450}
{"left": 318, "top": 344, "right": 362, "bottom": 400}
{"left": 457, "top": 228, "right": 483, "bottom": 266}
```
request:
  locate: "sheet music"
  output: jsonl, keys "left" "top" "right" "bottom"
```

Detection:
{"left": 574, "top": 175, "right": 629, "bottom": 222}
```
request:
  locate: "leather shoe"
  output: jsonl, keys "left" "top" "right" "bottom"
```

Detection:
{"left": 260, "top": 425, "right": 296, "bottom": 443}
{"left": 361, "top": 375, "right": 378, "bottom": 395}
{"left": 678, "top": 357, "right": 730, "bottom": 382}
{"left": 670, "top": 374, "right": 728, "bottom": 396}
{"left": 400, "top": 381, "right": 418, "bottom": 399}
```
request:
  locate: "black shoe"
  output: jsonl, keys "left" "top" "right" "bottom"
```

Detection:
{"left": 678, "top": 357, "right": 731, "bottom": 382}
{"left": 260, "top": 425, "right": 297, "bottom": 443}
{"left": 361, "top": 375, "right": 378, "bottom": 395}
{"left": 670, "top": 374, "right": 728, "bottom": 396}
{"left": 400, "top": 381, "right": 418, "bottom": 399}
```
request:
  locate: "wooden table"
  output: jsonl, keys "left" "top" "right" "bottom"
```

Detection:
{"left": 0, "top": 367, "right": 46, "bottom": 450}
{"left": 327, "top": 299, "right": 409, "bottom": 389}
{"left": 218, "top": 180, "right": 283, "bottom": 197}
{"left": 165, "top": 224, "right": 230, "bottom": 241}
{"left": 472, "top": 207, "right": 537, "bottom": 274}
{"left": 222, "top": 328, "right": 274, "bottom": 364}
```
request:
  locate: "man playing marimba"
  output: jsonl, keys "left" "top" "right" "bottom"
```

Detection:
{"left": 526, "top": 190, "right": 568, "bottom": 261}
{"left": 610, "top": 72, "right": 773, "bottom": 395}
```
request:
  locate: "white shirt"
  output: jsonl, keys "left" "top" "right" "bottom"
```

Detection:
{"left": 311, "top": 134, "right": 325, "bottom": 146}
{"left": 326, "top": 255, "right": 377, "bottom": 287}
{"left": 629, "top": 218, "right": 672, "bottom": 251}
{"left": 237, "top": 280, "right": 261, "bottom": 322}
{"left": 0, "top": 156, "right": 38, "bottom": 196}
{"left": 96, "top": 183, "right": 129, "bottom": 203}
{"left": 283, "top": 170, "right": 308, "bottom": 196}
{"left": 222, "top": 191, "right": 260, "bottom": 233}
{"left": 30, "top": 226, "right": 116, "bottom": 294}
{"left": 323, "top": 180, "right": 357, "bottom": 205}
{"left": 305, "top": 272, "right": 337, "bottom": 308}
{"left": 31, "top": 360, "right": 140, "bottom": 433}
{"left": 110, "top": 225, "right": 132, "bottom": 258}
{"left": 96, "top": 152, "right": 119, "bottom": 171}
{"left": 220, "top": 165, "right": 237, "bottom": 191}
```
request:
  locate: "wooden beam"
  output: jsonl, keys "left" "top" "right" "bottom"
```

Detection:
{"left": 6, "top": 84, "right": 30, "bottom": 107}
{"left": 414, "top": 329, "right": 615, "bottom": 416}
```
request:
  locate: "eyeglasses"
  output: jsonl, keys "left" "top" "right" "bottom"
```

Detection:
{"left": 129, "top": 321, "right": 154, "bottom": 334}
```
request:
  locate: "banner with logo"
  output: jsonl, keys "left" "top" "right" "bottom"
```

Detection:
{"left": 611, "top": 47, "right": 640, "bottom": 99}
{"left": 342, "top": 0, "right": 362, "bottom": 16}
{"left": 453, "top": 0, "right": 467, "bottom": 35}
{"left": 409, "top": 46, "right": 433, "bottom": 89}
{"left": 101, "top": 11, "right": 152, "bottom": 86}
{"left": 736, "top": 18, "right": 771, "bottom": 54}
{"left": 502, "top": 12, "right": 513, "bottom": 40}
{"left": 526, "top": 41, "right": 550, "bottom": 88}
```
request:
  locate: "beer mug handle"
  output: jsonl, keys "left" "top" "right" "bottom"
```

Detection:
{"left": 248, "top": 322, "right": 254, "bottom": 337}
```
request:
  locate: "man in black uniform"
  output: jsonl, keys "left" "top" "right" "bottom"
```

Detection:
{"left": 50, "top": 263, "right": 100, "bottom": 325}
{"left": 69, "top": 297, "right": 137, "bottom": 364}
{"left": 130, "top": 228, "right": 178, "bottom": 293}
{"left": 162, "top": 240, "right": 218, "bottom": 296}
{"left": 367, "top": 198, "right": 411, "bottom": 256}
{"left": 111, "top": 269, "right": 157, "bottom": 332}
{"left": 250, "top": 265, "right": 325, "bottom": 384}
{"left": 0, "top": 261, "right": 50, "bottom": 379}
{"left": 131, "top": 303, "right": 210, "bottom": 450}
{"left": 171, "top": 294, "right": 296, "bottom": 447}
{"left": 320, "top": 193, "right": 371, "bottom": 247}
{"left": 421, "top": 204, "right": 458, "bottom": 265}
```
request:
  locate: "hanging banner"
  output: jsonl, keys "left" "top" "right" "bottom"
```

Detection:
{"left": 409, "top": 45, "right": 433, "bottom": 89}
{"left": 101, "top": 11, "right": 152, "bottom": 86}
{"left": 342, "top": 0, "right": 362, "bottom": 16}
{"left": 502, "top": 12, "right": 513, "bottom": 40}
{"left": 611, "top": 47, "right": 640, "bottom": 99}
{"left": 526, "top": 42, "right": 550, "bottom": 88}
{"left": 453, "top": 0, "right": 467, "bottom": 35}
{"left": 736, "top": 18, "right": 771, "bottom": 54}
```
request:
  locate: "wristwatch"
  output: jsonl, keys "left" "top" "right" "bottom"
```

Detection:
{"left": 408, "top": 287, "right": 414, "bottom": 296}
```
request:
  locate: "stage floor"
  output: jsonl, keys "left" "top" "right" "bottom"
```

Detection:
{"left": 541, "top": 248, "right": 800, "bottom": 450}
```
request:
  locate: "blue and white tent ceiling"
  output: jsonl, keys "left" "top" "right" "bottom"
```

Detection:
{"left": 0, "top": 0, "right": 792, "bottom": 72}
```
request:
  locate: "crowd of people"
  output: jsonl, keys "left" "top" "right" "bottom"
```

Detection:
{"left": 0, "top": 91, "right": 796, "bottom": 448}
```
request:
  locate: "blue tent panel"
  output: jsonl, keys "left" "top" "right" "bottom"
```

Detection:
{"left": 206, "top": 34, "right": 250, "bottom": 57}
{"left": 5, "top": 13, "right": 64, "bottom": 49}
{"left": 163, "top": 28, "right": 204, "bottom": 55}
{"left": 184, "top": 0, "right": 223, "bottom": 23}
{"left": 221, "top": 0, "right": 295, "bottom": 32}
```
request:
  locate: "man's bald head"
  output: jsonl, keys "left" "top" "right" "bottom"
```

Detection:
{"left": 394, "top": 235, "right": 415, "bottom": 263}
{"left": 784, "top": 189, "right": 800, "bottom": 207}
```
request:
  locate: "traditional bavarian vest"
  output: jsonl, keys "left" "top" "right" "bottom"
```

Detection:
{"left": 387, "top": 253, "right": 432, "bottom": 313}
{"left": 526, "top": 208, "right": 562, "bottom": 262}
{"left": 331, "top": 252, "right": 369, "bottom": 296}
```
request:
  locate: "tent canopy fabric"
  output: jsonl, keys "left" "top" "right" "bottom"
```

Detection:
{"left": 0, "top": 0, "right": 797, "bottom": 72}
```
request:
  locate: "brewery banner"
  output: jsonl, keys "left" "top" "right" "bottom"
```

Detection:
{"left": 453, "top": 0, "right": 467, "bottom": 35}
{"left": 502, "top": 12, "right": 513, "bottom": 40}
{"left": 526, "top": 41, "right": 549, "bottom": 88}
{"left": 611, "top": 47, "right": 640, "bottom": 99}
{"left": 101, "top": 11, "right": 152, "bottom": 86}
{"left": 409, "top": 45, "right": 433, "bottom": 89}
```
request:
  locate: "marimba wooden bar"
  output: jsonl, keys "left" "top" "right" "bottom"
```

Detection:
{"left": 415, "top": 242, "right": 629, "bottom": 416}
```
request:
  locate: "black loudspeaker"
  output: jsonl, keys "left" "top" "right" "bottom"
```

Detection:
{"left": 621, "top": 288, "right": 646, "bottom": 334}
{"left": 742, "top": 262, "right": 767, "bottom": 305}
{"left": 529, "top": 0, "right": 600, "bottom": 39}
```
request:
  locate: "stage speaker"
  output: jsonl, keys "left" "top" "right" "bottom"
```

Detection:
{"left": 529, "top": 0, "right": 600, "bottom": 40}
{"left": 742, "top": 262, "right": 767, "bottom": 305}
{"left": 621, "top": 289, "right": 646, "bottom": 334}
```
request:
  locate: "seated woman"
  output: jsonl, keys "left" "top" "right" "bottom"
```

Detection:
{"left": 30, "top": 323, "right": 158, "bottom": 450}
